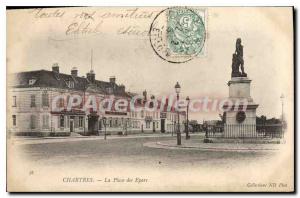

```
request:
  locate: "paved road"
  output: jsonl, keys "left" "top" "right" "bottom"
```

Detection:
{"left": 10, "top": 133, "right": 197, "bottom": 145}
{"left": 12, "top": 135, "right": 278, "bottom": 169}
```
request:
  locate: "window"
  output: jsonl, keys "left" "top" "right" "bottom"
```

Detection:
{"left": 59, "top": 98, "right": 64, "bottom": 108}
{"left": 141, "top": 110, "right": 144, "bottom": 118}
{"left": 42, "top": 115, "right": 49, "bottom": 128}
{"left": 109, "top": 119, "right": 112, "bottom": 127}
{"left": 30, "top": 95, "right": 36, "bottom": 107}
{"left": 79, "top": 116, "right": 83, "bottom": 128}
{"left": 106, "top": 87, "right": 113, "bottom": 94}
{"left": 74, "top": 117, "right": 78, "bottom": 128}
{"left": 98, "top": 121, "right": 102, "bottom": 130}
{"left": 42, "top": 92, "right": 49, "bottom": 107}
{"left": 156, "top": 122, "right": 159, "bottom": 128}
{"left": 12, "top": 115, "right": 16, "bottom": 126}
{"left": 149, "top": 101, "right": 153, "bottom": 108}
{"left": 12, "top": 96, "right": 17, "bottom": 107}
{"left": 146, "top": 121, "right": 150, "bottom": 128}
{"left": 29, "top": 79, "right": 37, "bottom": 85}
{"left": 60, "top": 115, "right": 65, "bottom": 128}
{"left": 66, "top": 116, "right": 70, "bottom": 128}
{"left": 67, "top": 95, "right": 70, "bottom": 107}
{"left": 30, "top": 115, "right": 36, "bottom": 129}
{"left": 67, "top": 81, "right": 74, "bottom": 88}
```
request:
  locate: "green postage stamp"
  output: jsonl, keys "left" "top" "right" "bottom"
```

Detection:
{"left": 167, "top": 8, "right": 206, "bottom": 57}
{"left": 149, "top": 7, "right": 207, "bottom": 63}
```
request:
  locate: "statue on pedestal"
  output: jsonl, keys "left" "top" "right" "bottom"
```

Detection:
{"left": 231, "top": 38, "right": 247, "bottom": 78}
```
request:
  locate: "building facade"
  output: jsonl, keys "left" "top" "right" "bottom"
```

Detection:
{"left": 8, "top": 64, "right": 186, "bottom": 137}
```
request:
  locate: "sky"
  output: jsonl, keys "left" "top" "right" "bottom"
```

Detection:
{"left": 7, "top": 7, "right": 293, "bottom": 122}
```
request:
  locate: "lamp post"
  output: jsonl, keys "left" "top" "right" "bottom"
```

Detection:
{"left": 172, "top": 120, "right": 175, "bottom": 137}
{"left": 103, "top": 117, "right": 107, "bottom": 140}
{"left": 186, "top": 96, "right": 190, "bottom": 140}
{"left": 175, "top": 82, "right": 181, "bottom": 145}
{"left": 125, "top": 118, "right": 129, "bottom": 136}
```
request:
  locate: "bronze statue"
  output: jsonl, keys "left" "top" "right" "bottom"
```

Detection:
{"left": 231, "top": 38, "right": 247, "bottom": 77}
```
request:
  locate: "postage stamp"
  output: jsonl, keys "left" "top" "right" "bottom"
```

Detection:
{"left": 6, "top": 7, "right": 294, "bottom": 192}
{"left": 167, "top": 8, "right": 206, "bottom": 57}
{"left": 149, "top": 7, "right": 206, "bottom": 63}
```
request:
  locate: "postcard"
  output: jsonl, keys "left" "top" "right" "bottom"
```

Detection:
{"left": 6, "top": 7, "right": 294, "bottom": 192}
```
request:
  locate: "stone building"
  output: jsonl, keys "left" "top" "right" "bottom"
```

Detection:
{"left": 7, "top": 63, "right": 186, "bottom": 137}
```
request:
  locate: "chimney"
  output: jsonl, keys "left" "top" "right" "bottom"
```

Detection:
{"left": 109, "top": 76, "right": 116, "bottom": 84}
{"left": 52, "top": 63, "right": 59, "bottom": 73}
{"left": 71, "top": 67, "right": 78, "bottom": 77}
{"left": 87, "top": 70, "right": 95, "bottom": 83}
{"left": 119, "top": 84, "right": 125, "bottom": 92}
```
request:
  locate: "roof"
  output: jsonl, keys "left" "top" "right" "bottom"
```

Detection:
{"left": 9, "top": 69, "right": 131, "bottom": 97}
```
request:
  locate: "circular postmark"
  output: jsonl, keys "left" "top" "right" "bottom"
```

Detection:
{"left": 149, "top": 7, "right": 206, "bottom": 63}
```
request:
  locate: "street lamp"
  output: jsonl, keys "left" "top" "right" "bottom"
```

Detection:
{"left": 125, "top": 118, "right": 129, "bottom": 136}
{"left": 103, "top": 117, "right": 107, "bottom": 140}
{"left": 174, "top": 82, "right": 181, "bottom": 145}
{"left": 186, "top": 96, "right": 190, "bottom": 140}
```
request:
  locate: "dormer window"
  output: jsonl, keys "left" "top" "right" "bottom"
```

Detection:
{"left": 29, "top": 79, "right": 37, "bottom": 85}
{"left": 106, "top": 87, "right": 113, "bottom": 94}
{"left": 67, "top": 81, "right": 74, "bottom": 88}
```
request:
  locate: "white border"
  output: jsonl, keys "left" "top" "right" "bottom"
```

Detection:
{"left": 1, "top": 0, "right": 297, "bottom": 197}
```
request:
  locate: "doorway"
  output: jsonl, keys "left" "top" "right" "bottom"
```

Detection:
{"left": 161, "top": 119, "right": 165, "bottom": 133}
{"left": 70, "top": 119, "right": 74, "bottom": 132}
{"left": 88, "top": 115, "right": 99, "bottom": 135}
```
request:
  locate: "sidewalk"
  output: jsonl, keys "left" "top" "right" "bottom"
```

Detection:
{"left": 143, "top": 138, "right": 283, "bottom": 152}
{"left": 9, "top": 133, "right": 201, "bottom": 145}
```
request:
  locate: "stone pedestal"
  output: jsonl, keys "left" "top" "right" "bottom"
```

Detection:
{"left": 223, "top": 77, "right": 259, "bottom": 138}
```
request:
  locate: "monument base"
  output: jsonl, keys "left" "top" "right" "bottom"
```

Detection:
{"left": 223, "top": 77, "right": 259, "bottom": 138}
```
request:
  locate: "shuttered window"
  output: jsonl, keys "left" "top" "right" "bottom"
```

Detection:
{"left": 74, "top": 116, "right": 79, "bottom": 128}
{"left": 30, "top": 115, "right": 36, "bottom": 129}
{"left": 30, "top": 95, "right": 36, "bottom": 107}
{"left": 12, "top": 115, "right": 16, "bottom": 126}
{"left": 42, "top": 92, "right": 49, "bottom": 107}
{"left": 42, "top": 115, "right": 49, "bottom": 128}
{"left": 60, "top": 115, "right": 64, "bottom": 127}
{"left": 78, "top": 116, "right": 83, "bottom": 128}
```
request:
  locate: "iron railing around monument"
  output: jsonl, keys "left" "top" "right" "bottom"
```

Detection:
{"left": 205, "top": 124, "right": 284, "bottom": 139}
